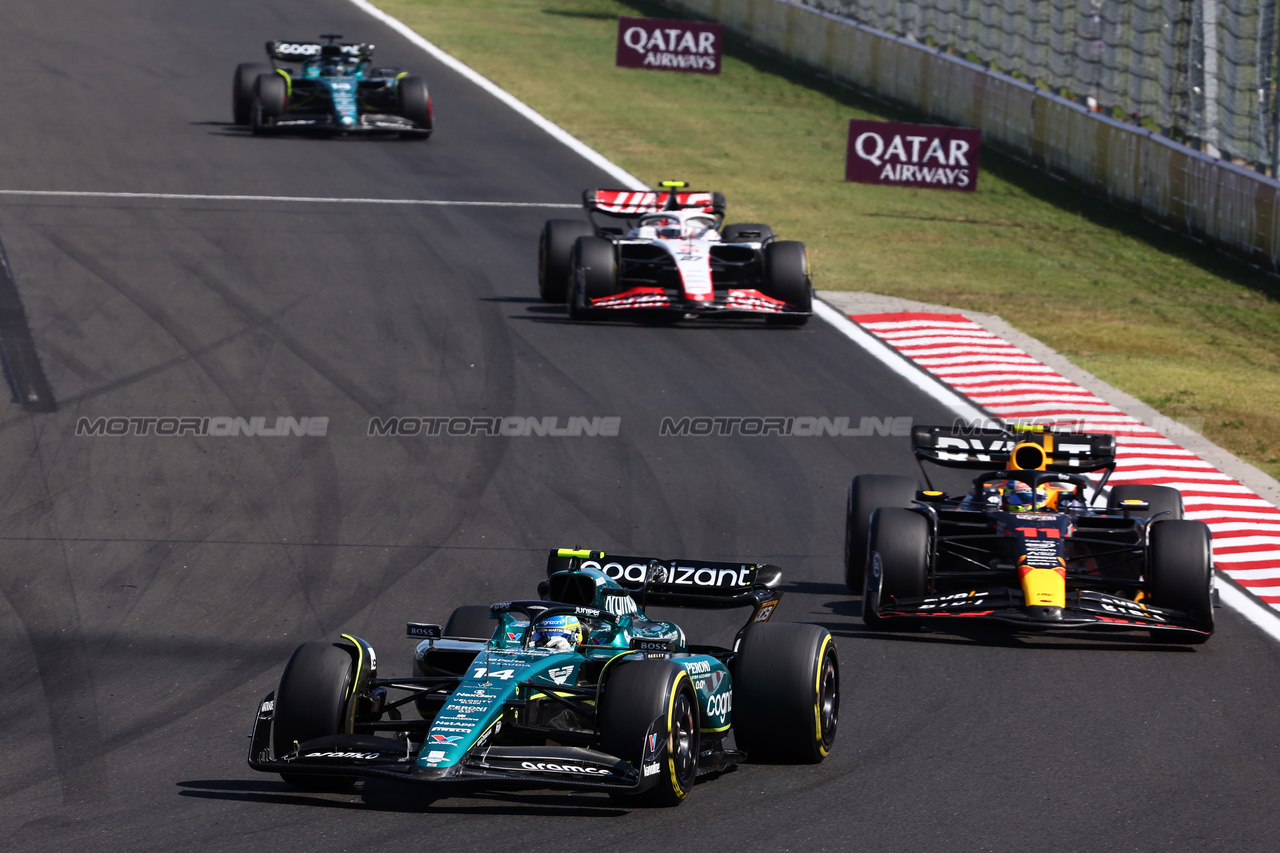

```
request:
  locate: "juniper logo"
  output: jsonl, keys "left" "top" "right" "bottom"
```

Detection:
{"left": 76, "top": 416, "right": 328, "bottom": 437}
{"left": 367, "top": 416, "right": 621, "bottom": 437}
{"left": 659, "top": 416, "right": 912, "bottom": 437}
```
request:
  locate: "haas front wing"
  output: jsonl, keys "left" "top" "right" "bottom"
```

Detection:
{"left": 592, "top": 242, "right": 806, "bottom": 318}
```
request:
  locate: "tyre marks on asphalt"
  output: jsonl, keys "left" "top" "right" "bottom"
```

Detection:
{"left": 854, "top": 311, "right": 1280, "bottom": 611}
{"left": 0, "top": 235, "right": 56, "bottom": 412}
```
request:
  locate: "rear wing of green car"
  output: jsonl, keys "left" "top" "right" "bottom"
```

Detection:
{"left": 545, "top": 548, "right": 781, "bottom": 616}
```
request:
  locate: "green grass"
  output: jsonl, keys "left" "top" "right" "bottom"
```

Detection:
{"left": 379, "top": 0, "right": 1280, "bottom": 478}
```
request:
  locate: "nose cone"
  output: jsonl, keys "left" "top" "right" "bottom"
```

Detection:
{"left": 1026, "top": 605, "right": 1064, "bottom": 622}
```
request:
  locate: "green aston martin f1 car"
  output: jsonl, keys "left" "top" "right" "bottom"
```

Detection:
{"left": 247, "top": 548, "right": 838, "bottom": 805}
{"left": 232, "top": 34, "right": 432, "bottom": 138}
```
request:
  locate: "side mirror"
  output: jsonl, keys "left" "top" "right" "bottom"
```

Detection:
{"left": 756, "top": 564, "right": 783, "bottom": 589}
{"left": 1117, "top": 499, "right": 1150, "bottom": 517}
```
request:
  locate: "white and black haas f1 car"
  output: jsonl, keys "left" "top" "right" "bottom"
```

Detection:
{"left": 538, "top": 181, "right": 813, "bottom": 324}
{"left": 247, "top": 549, "right": 838, "bottom": 806}
{"left": 845, "top": 424, "right": 1215, "bottom": 643}
{"left": 232, "top": 35, "right": 432, "bottom": 138}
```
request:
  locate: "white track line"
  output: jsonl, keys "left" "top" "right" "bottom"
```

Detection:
{"left": 348, "top": 0, "right": 983, "bottom": 426}
{"left": 0, "top": 189, "right": 578, "bottom": 208}
{"left": 812, "top": 301, "right": 988, "bottom": 421}
{"left": 1218, "top": 582, "right": 1280, "bottom": 644}
{"left": 347, "top": 0, "right": 647, "bottom": 191}
{"left": 861, "top": 313, "right": 1280, "bottom": 638}
{"left": 349, "top": 0, "right": 1280, "bottom": 640}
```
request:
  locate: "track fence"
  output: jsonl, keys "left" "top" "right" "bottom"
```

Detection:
{"left": 803, "top": 1, "right": 1280, "bottom": 175}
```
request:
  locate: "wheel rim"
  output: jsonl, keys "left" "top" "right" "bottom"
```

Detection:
{"left": 670, "top": 690, "right": 697, "bottom": 789}
{"left": 817, "top": 649, "right": 839, "bottom": 750}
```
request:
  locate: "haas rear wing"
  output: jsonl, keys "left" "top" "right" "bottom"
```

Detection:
{"left": 911, "top": 424, "right": 1117, "bottom": 473}
{"left": 545, "top": 549, "right": 781, "bottom": 612}
{"left": 584, "top": 189, "right": 726, "bottom": 219}
{"left": 266, "top": 40, "right": 372, "bottom": 62}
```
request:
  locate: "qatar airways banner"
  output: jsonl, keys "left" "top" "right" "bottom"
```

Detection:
{"left": 616, "top": 16, "right": 723, "bottom": 75}
{"left": 846, "top": 120, "right": 982, "bottom": 191}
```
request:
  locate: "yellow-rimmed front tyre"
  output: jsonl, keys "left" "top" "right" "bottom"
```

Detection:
{"left": 600, "top": 661, "right": 700, "bottom": 806}
{"left": 733, "top": 622, "right": 839, "bottom": 763}
{"left": 272, "top": 642, "right": 358, "bottom": 791}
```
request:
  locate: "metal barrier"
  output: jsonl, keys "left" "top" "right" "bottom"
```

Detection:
{"left": 803, "top": 1, "right": 1278, "bottom": 173}
{"left": 658, "top": 0, "right": 1280, "bottom": 271}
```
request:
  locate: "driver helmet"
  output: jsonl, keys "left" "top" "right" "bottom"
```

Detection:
{"left": 319, "top": 42, "right": 345, "bottom": 75}
{"left": 643, "top": 214, "right": 682, "bottom": 239}
{"left": 530, "top": 614, "right": 582, "bottom": 649}
{"left": 1003, "top": 481, "right": 1049, "bottom": 512}
{"left": 1040, "top": 482, "right": 1071, "bottom": 510}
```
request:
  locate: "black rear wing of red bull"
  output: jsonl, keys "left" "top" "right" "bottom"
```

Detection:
{"left": 911, "top": 424, "right": 1117, "bottom": 474}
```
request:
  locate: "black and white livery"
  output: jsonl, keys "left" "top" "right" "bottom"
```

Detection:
{"left": 538, "top": 181, "right": 812, "bottom": 324}
{"left": 232, "top": 35, "right": 432, "bottom": 138}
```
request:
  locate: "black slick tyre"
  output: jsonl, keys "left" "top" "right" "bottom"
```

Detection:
{"left": 272, "top": 642, "right": 356, "bottom": 789}
{"left": 233, "top": 63, "right": 269, "bottom": 125}
{"left": 1146, "top": 519, "right": 1214, "bottom": 643}
{"left": 567, "top": 236, "right": 617, "bottom": 321}
{"left": 251, "top": 72, "right": 288, "bottom": 136}
{"left": 720, "top": 223, "right": 774, "bottom": 243}
{"left": 762, "top": 240, "right": 812, "bottom": 325}
{"left": 396, "top": 76, "right": 432, "bottom": 139}
{"left": 443, "top": 605, "right": 495, "bottom": 641}
{"left": 733, "top": 622, "right": 838, "bottom": 763}
{"left": 539, "top": 219, "right": 593, "bottom": 303}
{"left": 864, "top": 507, "right": 929, "bottom": 628}
{"left": 845, "top": 474, "right": 918, "bottom": 590}
{"left": 1109, "top": 484, "right": 1185, "bottom": 520}
{"left": 599, "top": 661, "right": 699, "bottom": 806}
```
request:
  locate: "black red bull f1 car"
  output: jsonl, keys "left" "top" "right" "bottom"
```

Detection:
{"left": 538, "top": 181, "right": 812, "bottom": 324}
{"left": 248, "top": 548, "right": 838, "bottom": 805}
{"left": 844, "top": 424, "right": 1215, "bottom": 642}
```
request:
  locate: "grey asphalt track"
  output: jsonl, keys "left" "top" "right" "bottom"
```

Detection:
{"left": 1, "top": 2, "right": 1278, "bottom": 851}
